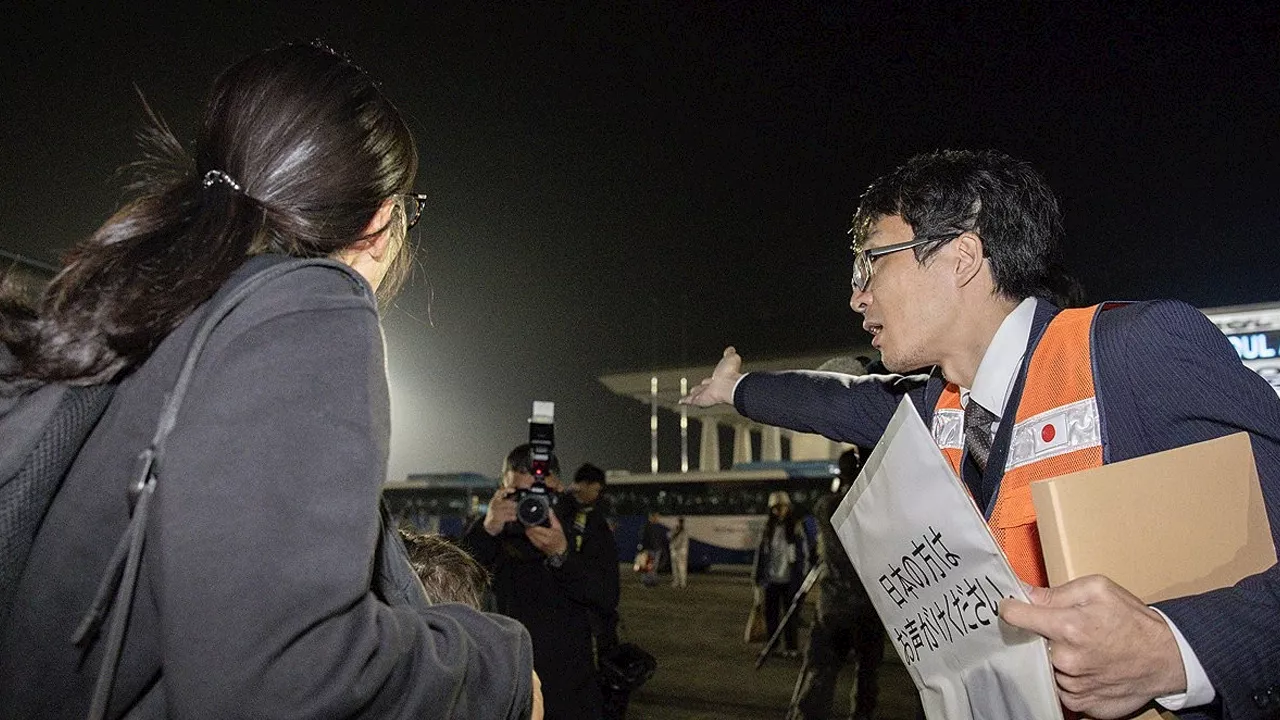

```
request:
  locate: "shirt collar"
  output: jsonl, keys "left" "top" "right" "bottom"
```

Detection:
{"left": 960, "top": 297, "right": 1038, "bottom": 418}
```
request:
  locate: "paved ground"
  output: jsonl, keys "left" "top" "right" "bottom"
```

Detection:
{"left": 618, "top": 566, "right": 922, "bottom": 720}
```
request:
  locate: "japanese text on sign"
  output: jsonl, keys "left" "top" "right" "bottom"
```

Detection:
{"left": 874, "top": 526, "right": 1014, "bottom": 666}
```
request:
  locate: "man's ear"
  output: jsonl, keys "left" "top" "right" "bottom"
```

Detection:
{"left": 952, "top": 231, "right": 986, "bottom": 288}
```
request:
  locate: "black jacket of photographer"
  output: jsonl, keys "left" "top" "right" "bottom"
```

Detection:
{"left": 462, "top": 491, "right": 619, "bottom": 720}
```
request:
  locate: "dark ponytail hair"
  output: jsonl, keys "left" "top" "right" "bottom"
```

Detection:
{"left": 1, "top": 42, "right": 416, "bottom": 386}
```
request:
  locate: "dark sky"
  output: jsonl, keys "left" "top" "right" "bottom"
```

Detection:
{"left": 3, "top": 3, "right": 1278, "bottom": 481}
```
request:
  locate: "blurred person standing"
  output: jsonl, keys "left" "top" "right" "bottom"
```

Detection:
{"left": 463, "top": 446, "right": 620, "bottom": 720}
{"left": 637, "top": 510, "right": 669, "bottom": 580}
{"left": 0, "top": 43, "right": 535, "bottom": 719}
{"left": 568, "top": 462, "right": 611, "bottom": 549}
{"left": 572, "top": 461, "right": 617, "bottom": 531}
{"left": 788, "top": 448, "right": 885, "bottom": 720}
{"left": 570, "top": 462, "right": 633, "bottom": 720}
{"left": 753, "top": 491, "right": 809, "bottom": 659}
{"left": 669, "top": 516, "right": 690, "bottom": 588}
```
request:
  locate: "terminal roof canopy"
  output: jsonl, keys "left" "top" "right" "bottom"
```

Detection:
{"left": 598, "top": 349, "right": 874, "bottom": 421}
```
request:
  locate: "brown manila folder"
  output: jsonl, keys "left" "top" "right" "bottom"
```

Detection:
{"left": 1030, "top": 432, "right": 1277, "bottom": 720}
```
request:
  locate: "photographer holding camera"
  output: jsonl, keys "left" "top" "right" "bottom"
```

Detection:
{"left": 462, "top": 444, "right": 620, "bottom": 720}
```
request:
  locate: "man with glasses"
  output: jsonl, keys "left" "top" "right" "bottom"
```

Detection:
{"left": 683, "top": 149, "right": 1280, "bottom": 720}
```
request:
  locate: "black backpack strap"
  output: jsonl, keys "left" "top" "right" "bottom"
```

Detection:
{"left": 71, "top": 257, "right": 350, "bottom": 720}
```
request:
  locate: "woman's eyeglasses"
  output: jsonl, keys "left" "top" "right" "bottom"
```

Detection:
{"left": 402, "top": 193, "right": 428, "bottom": 230}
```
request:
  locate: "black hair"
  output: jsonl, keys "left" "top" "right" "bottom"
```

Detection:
{"left": 573, "top": 462, "right": 606, "bottom": 487}
{"left": 1, "top": 42, "right": 416, "bottom": 386}
{"left": 503, "top": 443, "right": 561, "bottom": 477}
{"left": 1046, "top": 270, "right": 1087, "bottom": 308}
{"left": 849, "top": 149, "right": 1065, "bottom": 302}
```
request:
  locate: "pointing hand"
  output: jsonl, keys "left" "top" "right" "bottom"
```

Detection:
{"left": 680, "top": 346, "right": 744, "bottom": 407}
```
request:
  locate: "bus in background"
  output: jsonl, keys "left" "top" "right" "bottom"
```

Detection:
{"left": 383, "top": 472, "right": 498, "bottom": 538}
{"left": 606, "top": 460, "right": 837, "bottom": 569}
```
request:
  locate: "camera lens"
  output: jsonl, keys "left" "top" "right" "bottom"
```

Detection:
{"left": 517, "top": 494, "right": 550, "bottom": 527}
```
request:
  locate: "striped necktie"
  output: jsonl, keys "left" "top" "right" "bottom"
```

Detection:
{"left": 963, "top": 399, "right": 998, "bottom": 475}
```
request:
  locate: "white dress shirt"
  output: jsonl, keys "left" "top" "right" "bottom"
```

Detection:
{"left": 959, "top": 296, "right": 1038, "bottom": 422}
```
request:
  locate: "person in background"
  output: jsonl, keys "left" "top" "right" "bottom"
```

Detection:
{"left": 569, "top": 462, "right": 633, "bottom": 720}
{"left": 789, "top": 449, "right": 885, "bottom": 720}
{"left": 462, "top": 446, "right": 619, "bottom": 720}
{"left": 753, "top": 491, "right": 809, "bottom": 659}
{"left": 638, "top": 510, "right": 670, "bottom": 580}
{"left": 572, "top": 461, "right": 617, "bottom": 531}
{"left": 669, "top": 516, "right": 690, "bottom": 588}
{"left": 0, "top": 42, "right": 536, "bottom": 719}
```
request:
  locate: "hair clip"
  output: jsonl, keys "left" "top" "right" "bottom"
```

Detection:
{"left": 202, "top": 170, "right": 243, "bottom": 192}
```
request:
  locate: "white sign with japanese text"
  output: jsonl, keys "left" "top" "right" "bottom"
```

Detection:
{"left": 831, "top": 398, "right": 1062, "bottom": 720}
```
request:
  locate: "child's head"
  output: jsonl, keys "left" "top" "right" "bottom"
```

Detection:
{"left": 399, "top": 529, "right": 491, "bottom": 608}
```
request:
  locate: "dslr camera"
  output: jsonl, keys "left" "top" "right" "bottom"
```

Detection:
{"left": 514, "top": 401, "right": 558, "bottom": 528}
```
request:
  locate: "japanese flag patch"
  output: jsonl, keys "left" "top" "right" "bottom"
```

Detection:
{"left": 1033, "top": 413, "right": 1069, "bottom": 455}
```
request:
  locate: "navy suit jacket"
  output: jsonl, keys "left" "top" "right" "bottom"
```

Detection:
{"left": 735, "top": 299, "right": 1280, "bottom": 720}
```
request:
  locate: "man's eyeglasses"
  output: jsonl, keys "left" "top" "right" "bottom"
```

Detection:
{"left": 402, "top": 193, "right": 428, "bottom": 230}
{"left": 850, "top": 234, "right": 956, "bottom": 293}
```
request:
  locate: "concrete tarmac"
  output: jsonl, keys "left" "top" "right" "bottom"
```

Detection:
{"left": 618, "top": 566, "right": 922, "bottom": 720}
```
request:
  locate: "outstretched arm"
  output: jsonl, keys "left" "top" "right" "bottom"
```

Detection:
{"left": 681, "top": 346, "right": 745, "bottom": 407}
{"left": 682, "top": 346, "right": 932, "bottom": 449}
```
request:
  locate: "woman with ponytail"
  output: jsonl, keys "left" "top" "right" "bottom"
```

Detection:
{"left": 0, "top": 43, "right": 537, "bottom": 719}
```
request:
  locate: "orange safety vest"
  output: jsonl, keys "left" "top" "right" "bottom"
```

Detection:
{"left": 931, "top": 305, "right": 1107, "bottom": 587}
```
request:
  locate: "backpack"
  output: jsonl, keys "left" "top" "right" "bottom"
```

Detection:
{"left": 598, "top": 642, "right": 657, "bottom": 693}
{"left": 0, "top": 258, "right": 397, "bottom": 719}
{"left": 0, "top": 379, "right": 115, "bottom": 625}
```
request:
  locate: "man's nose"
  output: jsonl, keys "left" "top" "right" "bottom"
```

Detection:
{"left": 850, "top": 287, "right": 872, "bottom": 314}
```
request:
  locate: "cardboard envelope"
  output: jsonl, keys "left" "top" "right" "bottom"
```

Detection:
{"left": 1030, "top": 431, "right": 1277, "bottom": 720}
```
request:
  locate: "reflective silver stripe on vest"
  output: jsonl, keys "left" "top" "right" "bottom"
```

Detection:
{"left": 1005, "top": 397, "right": 1101, "bottom": 471}
{"left": 931, "top": 408, "right": 964, "bottom": 450}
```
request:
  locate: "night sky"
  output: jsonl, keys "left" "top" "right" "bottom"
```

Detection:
{"left": 3, "top": 3, "right": 1277, "bottom": 481}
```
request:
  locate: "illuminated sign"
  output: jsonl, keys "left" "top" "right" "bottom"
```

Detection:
{"left": 1225, "top": 331, "right": 1280, "bottom": 360}
{"left": 1214, "top": 316, "right": 1277, "bottom": 333}
{"left": 1202, "top": 304, "right": 1280, "bottom": 398}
